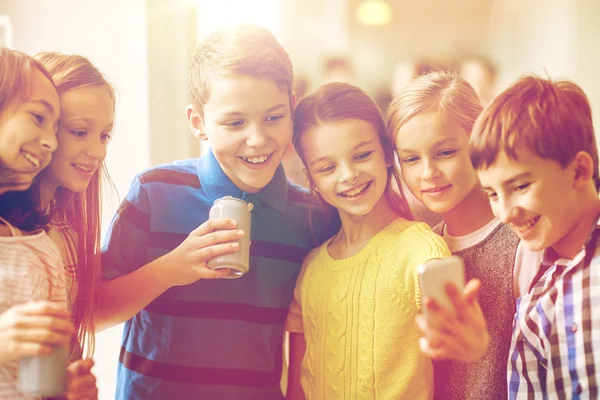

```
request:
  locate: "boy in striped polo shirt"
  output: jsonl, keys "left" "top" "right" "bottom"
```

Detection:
{"left": 98, "top": 24, "right": 332, "bottom": 399}
{"left": 470, "top": 75, "right": 600, "bottom": 399}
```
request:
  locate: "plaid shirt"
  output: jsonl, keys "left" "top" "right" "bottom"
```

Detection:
{"left": 508, "top": 218, "right": 600, "bottom": 399}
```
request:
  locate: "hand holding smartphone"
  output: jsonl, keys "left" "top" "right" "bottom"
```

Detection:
{"left": 418, "top": 256, "right": 465, "bottom": 329}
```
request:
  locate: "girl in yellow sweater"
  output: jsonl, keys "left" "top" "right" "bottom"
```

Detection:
{"left": 285, "top": 82, "right": 451, "bottom": 400}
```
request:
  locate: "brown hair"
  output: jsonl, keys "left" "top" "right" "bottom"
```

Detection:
{"left": 387, "top": 70, "right": 483, "bottom": 145}
{"left": 469, "top": 75, "right": 598, "bottom": 187}
{"left": 189, "top": 24, "right": 293, "bottom": 117}
{"left": 0, "top": 48, "right": 54, "bottom": 113}
{"left": 35, "top": 52, "right": 116, "bottom": 357}
{"left": 293, "top": 82, "right": 412, "bottom": 220}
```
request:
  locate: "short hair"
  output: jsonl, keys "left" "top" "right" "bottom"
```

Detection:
{"left": 0, "top": 48, "right": 54, "bottom": 113}
{"left": 293, "top": 82, "right": 412, "bottom": 220}
{"left": 387, "top": 70, "right": 483, "bottom": 145}
{"left": 189, "top": 24, "right": 293, "bottom": 117}
{"left": 469, "top": 75, "right": 598, "bottom": 186}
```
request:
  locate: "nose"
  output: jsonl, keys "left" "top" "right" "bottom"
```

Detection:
{"left": 86, "top": 138, "right": 107, "bottom": 160}
{"left": 245, "top": 123, "right": 267, "bottom": 148}
{"left": 40, "top": 129, "right": 58, "bottom": 152}
{"left": 340, "top": 163, "right": 358, "bottom": 184}
{"left": 497, "top": 196, "right": 519, "bottom": 225}
{"left": 421, "top": 159, "right": 440, "bottom": 182}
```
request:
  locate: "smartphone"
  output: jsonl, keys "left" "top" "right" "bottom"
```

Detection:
{"left": 418, "top": 256, "right": 465, "bottom": 329}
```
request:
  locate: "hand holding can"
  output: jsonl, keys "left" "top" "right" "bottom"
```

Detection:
{"left": 207, "top": 196, "right": 252, "bottom": 279}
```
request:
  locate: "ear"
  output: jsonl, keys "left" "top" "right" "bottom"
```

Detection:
{"left": 572, "top": 151, "right": 595, "bottom": 189}
{"left": 186, "top": 105, "right": 207, "bottom": 141}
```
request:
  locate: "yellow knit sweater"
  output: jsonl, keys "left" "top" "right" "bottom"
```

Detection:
{"left": 286, "top": 218, "right": 451, "bottom": 399}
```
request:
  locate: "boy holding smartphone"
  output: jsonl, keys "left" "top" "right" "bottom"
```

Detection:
{"left": 470, "top": 75, "right": 600, "bottom": 398}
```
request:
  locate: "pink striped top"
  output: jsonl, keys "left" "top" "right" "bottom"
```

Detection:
{"left": 0, "top": 217, "right": 67, "bottom": 399}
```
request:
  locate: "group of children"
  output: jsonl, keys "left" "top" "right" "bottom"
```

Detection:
{"left": 0, "top": 22, "right": 599, "bottom": 400}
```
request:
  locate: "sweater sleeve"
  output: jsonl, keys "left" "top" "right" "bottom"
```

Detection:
{"left": 285, "top": 246, "right": 320, "bottom": 333}
{"left": 406, "top": 223, "right": 452, "bottom": 309}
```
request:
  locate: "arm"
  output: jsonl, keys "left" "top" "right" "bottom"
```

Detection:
{"left": 286, "top": 332, "right": 306, "bottom": 400}
{"left": 95, "top": 218, "right": 244, "bottom": 331}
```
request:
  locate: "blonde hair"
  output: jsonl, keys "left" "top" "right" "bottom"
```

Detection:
{"left": 387, "top": 70, "right": 483, "bottom": 145}
{"left": 35, "top": 52, "right": 116, "bottom": 358}
{"left": 293, "top": 82, "right": 413, "bottom": 220}
{"left": 470, "top": 75, "right": 598, "bottom": 187}
{"left": 189, "top": 24, "right": 293, "bottom": 117}
{"left": 0, "top": 48, "right": 54, "bottom": 113}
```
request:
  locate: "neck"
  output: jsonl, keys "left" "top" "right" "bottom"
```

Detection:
{"left": 553, "top": 194, "right": 600, "bottom": 259}
{"left": 442, "top": 183, "right": 495, "bottom": 236}
{"left": 39, "top": 176, "right": 59, "bottom": 212}
{"left": 336, "top": 194, "right": 401, "bottom": 247}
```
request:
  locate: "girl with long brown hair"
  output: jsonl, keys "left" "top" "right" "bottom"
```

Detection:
{"left": 285, "top": 82, "right": 451, "bottom": 399}
{"left": 33, "top": 52, "right": 115, "bottom": 358}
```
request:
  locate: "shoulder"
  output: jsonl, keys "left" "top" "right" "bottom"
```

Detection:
{"left": 136, "top": 159, "right": 201, "bottom": 189}
{"left": 302, "top": 243, "right": 325, "bottom": 267}
{"left": 382, "top": 219, "right": 450, "bottom": 259}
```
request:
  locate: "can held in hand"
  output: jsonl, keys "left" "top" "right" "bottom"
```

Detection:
{"left": 207, "top": 196, "right": 252, "bottom": 278}
{"left": 18, "top": 345, "right": 68, "bottom": 397}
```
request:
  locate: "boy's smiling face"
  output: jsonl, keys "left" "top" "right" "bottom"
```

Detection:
{"left": 189, "top": 74, "right": 293, "bottom": 193}
{"left": 477, "top": 144, "right": 583, "bottom": 254}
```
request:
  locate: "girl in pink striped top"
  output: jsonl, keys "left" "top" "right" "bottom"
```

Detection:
{"left": 0, "top": 48, "right": 97, "bottom": 400}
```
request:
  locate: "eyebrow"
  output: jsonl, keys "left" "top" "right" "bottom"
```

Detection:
{"left": 309, "top": 140, "right": 375, "bottom": 166}
{"left": 220, "top": 103, "right": 287, "bottom": 117}
{"left": 66, "top": 117, "right": 114, "bottom": 130}
{"left": 397, "top": 137, "right": 459, "bottom": 152}
{"left": 30, "top": 99, "right": 57, "bottom": 116}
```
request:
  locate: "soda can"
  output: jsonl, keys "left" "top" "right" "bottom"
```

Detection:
{"left": 207, "top": 196, "right": 252, "bottom": 278}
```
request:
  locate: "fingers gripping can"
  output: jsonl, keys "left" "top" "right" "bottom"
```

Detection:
{"left": 207, "top": 196, "right": 252, "bottom": 279}
{"left": 18, "top": 345, "right": 68, "bottom": 396}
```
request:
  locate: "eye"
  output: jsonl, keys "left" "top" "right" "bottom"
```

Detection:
{"left": 30, "top": 112, "right": 45, "bottom": 125}
{"left": 401, "top": 156, "right": 419, "bottom": 164}
{"left": 515, "top": 183, "right": 530, "bottom": 192}
{"left": 316, "top": 165, "right": 335, "bottom": 174}
{"left": 354, "top": 151, "right": 373, "bottom": 160}
{"left": 484, "top": 190, "right": 498, "bottom": 201}
{"left": 265, "top": 115, "right": 284, "bottom": 123}
{"left": 438, "top": 149, "right": 457, "bottom": 157}
{"left": 225, "top": 120, "right": 245, "bottom": 128}
{"left": 100, "top": 132, "right": 112, "bottom": 143}
{"left": 71, "top": 130, "right": 87, "bottom": 137}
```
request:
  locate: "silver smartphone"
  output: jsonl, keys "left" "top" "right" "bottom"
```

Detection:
{"left": 418, "top": 256, "right": 465, "bottom": 328}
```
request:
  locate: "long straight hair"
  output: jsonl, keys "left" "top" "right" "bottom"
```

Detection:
{"left": 293, "top": 82, "right": 413, "bottom": 221}
{"left": 35, "top": 52, "right": 116, "bottom": 357}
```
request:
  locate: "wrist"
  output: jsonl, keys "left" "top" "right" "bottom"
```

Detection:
{"left": 146, "top": 253, "right": 177, "bottom": 291}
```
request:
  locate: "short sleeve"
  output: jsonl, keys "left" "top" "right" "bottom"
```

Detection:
{"left": 101, "top": 175, "right": 151, "bottom": 280}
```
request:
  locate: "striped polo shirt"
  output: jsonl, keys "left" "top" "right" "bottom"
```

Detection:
{"left": 101, "top": 150, "right": 333, "bottom": 399}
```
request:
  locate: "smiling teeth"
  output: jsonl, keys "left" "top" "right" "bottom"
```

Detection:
{"left": 242, "top": 155, "right": 270, "bottom": 164}
{"left": 516, "top": 216, "right": 540, "bottom": 232}
{"left": 74, "top": 164, "right": 92, "bottom": 172}
{"left": 340, "top": 182, "right": 370, "bottom": 197}
{"left": 22, "top": 152, "right": 40, "bottom": 168}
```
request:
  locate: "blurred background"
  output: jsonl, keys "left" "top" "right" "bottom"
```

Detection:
{"left": 1, "top": 0, "right": 599, "bottom": 397}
